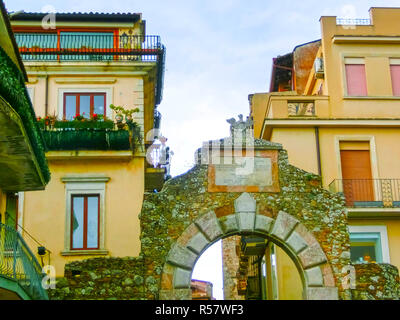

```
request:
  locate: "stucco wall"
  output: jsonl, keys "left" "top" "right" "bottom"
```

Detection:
{"left": 22, "top": 156, "right": 145, "bottom": 277}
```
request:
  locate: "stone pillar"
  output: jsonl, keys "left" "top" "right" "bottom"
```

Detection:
{"left": 222, "top": 236, "right": 244, "bottom": 300}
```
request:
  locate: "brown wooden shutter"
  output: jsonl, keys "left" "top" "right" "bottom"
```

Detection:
{"left": 340, "top": 150, "right": 374, "bottom": 205}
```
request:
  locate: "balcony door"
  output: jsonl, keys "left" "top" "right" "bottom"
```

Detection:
{"left": 340, "top": 149, "right": 374, "bottom": 206}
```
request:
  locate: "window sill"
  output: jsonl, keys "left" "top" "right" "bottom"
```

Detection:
{"left": 61, "top": 249, "right": 109, "bottom": 256}
{"left": 343, "top": 96, "right": 400, "bottom": 100}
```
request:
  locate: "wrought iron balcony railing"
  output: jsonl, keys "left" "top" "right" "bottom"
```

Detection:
{"left": 329, "top": 179, "right": 400, "bottom": 208}
{"left": 14, "top": 33, "right": 164, "bottom": 62}
{"left": 14, "top": 33, "right": 166, "bottom": 104}
{"left": 0, "top": 223, "right": 48, "bottom": 300}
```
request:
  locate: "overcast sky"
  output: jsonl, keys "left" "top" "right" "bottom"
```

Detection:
{"left": 6, "top": 0, "right": 400, "bottom": 300}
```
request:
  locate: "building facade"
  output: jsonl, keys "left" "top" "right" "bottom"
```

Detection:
{"left": 9, "top": 11, "right": 166, "bottom": 277}
{"left": 0, "top": 0, "right": 49, "bottom": 300}
{"left": 249, "top": 7, "right": 400, "bottom": 298}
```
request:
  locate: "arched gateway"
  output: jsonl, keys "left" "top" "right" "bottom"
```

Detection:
{"left": 139, "top": 122, "right": 351, "bottom": 300}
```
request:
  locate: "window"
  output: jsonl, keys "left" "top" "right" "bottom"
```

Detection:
{"left": 62, "top": 175, "right": 109, "bottom": 255}
{"left": 349, "top": 226, "right": 390, "bottom": 264}
{"left": 64, "top": 92, "right": 106, "bottom": 120}
{"left": 71, "top": 194, "right": 100, "bottom": 250}
{"left": 390, "top": 61, "right": 400, "bottom": 96}
{"left": 345, "top": 63, "right": 368, "bottom": 96}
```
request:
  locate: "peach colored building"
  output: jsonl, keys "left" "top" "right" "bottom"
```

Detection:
{"left": 250, "top": 7, "right": 400, "bottom": 299}
{"left": 9, "top": 11, "right": 166, "bottom": 277}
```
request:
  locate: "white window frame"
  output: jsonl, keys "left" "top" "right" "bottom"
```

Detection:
{"left": 57, "top": 87, "right": 113, "bottom": 120}
{"left": 61, "top": 175, "right": 110, "bottom": 256}
{"left": 348, "top": 225, "right": 390, "bottom": 263}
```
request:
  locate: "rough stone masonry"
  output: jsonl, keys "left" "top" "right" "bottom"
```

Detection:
{"left": 49, "top": 133, "right": 400, "bottom": 300}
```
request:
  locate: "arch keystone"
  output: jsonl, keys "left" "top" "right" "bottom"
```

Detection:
{"left": 234, "top": 192, "right": 256, "bottom": 212}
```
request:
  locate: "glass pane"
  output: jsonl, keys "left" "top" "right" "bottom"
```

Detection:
{"left": 65, "top": 95, "right": 77, "bottom": 120}
{"left": 350, "top": 232, "right": 382, "bottom": 263}
{"left": 72, "top": 197, "right": 84, "bottom": 249}
{"left": 93, "top": 95, "right": 105, "bottom": 116}
{"left": 86, "top": 196, "right": 99, "bottom": 249}
{"left": 79, "top": 95, "right": 91, "bottom": 118}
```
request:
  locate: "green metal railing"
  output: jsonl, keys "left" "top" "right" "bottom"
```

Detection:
{"left": 0, "top": 223, "right": 48, "bottom": 300}
{"left": 42, "top": 128, "right": 133, "bottom": 151}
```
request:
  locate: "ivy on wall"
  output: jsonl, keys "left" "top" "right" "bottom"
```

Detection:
{"left": 0, "top": 46, "right": 50, "bottom": 183}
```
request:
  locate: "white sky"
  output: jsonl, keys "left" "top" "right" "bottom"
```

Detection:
{"left": 6, "top": 0, "right": 400, "bottom": 299}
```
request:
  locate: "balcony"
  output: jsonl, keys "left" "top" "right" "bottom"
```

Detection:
{"left": 329, "top": 179, "right": 400, "bottom": 208}
{"left": 0, "top": 223, "right": 48, "bottom": 300}
{"left": 14, "top": 34, "right": 164, "bottom": 62}
{"left": 266, "top": 94, "right": 330, "bottom": 119}
{"left": 38, "top": 118, "right": 141, "bottom": 153}
{"left": 14, "top": 33, "right": 166, "bottom": 104}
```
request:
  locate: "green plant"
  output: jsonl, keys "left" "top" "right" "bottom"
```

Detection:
{"left": 110, "top": 104, "right": 140, "bottom": 117}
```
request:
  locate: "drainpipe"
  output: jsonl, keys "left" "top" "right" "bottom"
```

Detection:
{"left": 315, "top": 127, "right": 322, "bottom": 177}
{"left": 45, "top": 74, "right": 49, "bottom": 117}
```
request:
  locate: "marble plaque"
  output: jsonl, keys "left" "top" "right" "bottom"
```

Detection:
{"left": 208, "top": 150, "right": 280, "bottom": 193}
{"left": 214, "top": 157, "right": 272, "bottom": 187}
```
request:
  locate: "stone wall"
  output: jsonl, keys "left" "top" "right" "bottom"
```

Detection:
{"left": 49, "top": 257, "right": 149, "bottom": 300}
{"left": 49, "top": 139, "right": 353, "bottom": 300}
{"left": 352, "top": 263, "right": 400, "bottom": 300}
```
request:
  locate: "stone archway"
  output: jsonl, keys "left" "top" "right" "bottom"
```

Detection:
{"left": 136, "top": 132, "right": 351, "bottom": 300}
{"left": 159, "top": 193, "right": 338, "bottom": 300}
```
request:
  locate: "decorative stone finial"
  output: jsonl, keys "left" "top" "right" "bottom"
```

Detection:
{"left": 226, "top": 114, "right": 253, "bottom": 138}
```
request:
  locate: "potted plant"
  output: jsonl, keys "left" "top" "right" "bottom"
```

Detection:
{"left": 110, "top": 104, "right": 128, "bottom": 130}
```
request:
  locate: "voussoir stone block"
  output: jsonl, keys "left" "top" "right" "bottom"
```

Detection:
{"left": 219, "top": 215, "right": 239, "bottom": 234}
{"left": 298, "top": 243, "right": 327, "bottom": 269}
{"left": 167, "top": 243, "right": 198, "bottom": 270}
{"left": 173, "top": 268, "right": 192, "bottom": 289}
{"left": 159, "top": 289, "right": 192, "bottom": 300}
{"left": 271, "top": 211, "right": 299, "bottom": 241}
{"left": 305, "top": 266, "right": 324, "bottom": 287}
{"left": 195, "top": 211, "right": 223, "bottom": 241}
{"left": 286, "top": 231, "right": 308, "bottom": 254}
{"left": 236, "top": 211, "right": 256, "bottom": 232}
{"left": 254, "top": 215, "right": 274, "bottom": 233}
{"left": 186, "top": 232, "right": 210, "bottom": 254}
{"left": 306, "top": 287, "right": 339, "bottom": 300}
{"left": 234, "top": 193, "right": 256, "bottom": 212}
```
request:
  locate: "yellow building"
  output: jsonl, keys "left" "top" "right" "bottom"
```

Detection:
{"left": 9, "top": 11, "right": 166, "bottom": 277}
{"left": 0, "top": 0, "right": 50, "bottom": 299}
{"left": 250, "top": 7, "right": 400, "bottom": 299}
